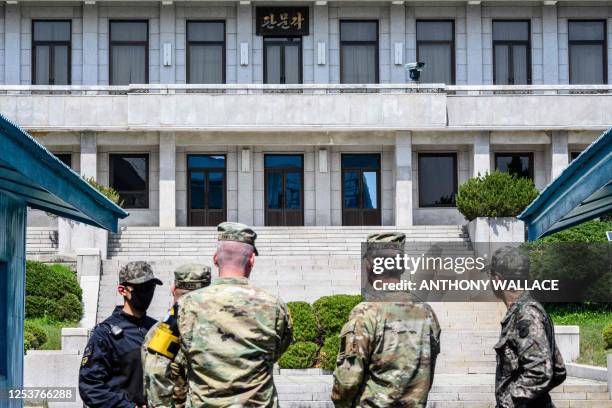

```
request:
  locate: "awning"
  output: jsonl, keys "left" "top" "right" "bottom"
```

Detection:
{"left": 0, "top": 114, "right": 128, "bottom": 232}
{"left": 518, "top": 128, "right": 612, "bottom": 241}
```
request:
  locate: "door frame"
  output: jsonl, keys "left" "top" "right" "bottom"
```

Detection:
{"left": 263, "top": 153, "right": 304, "bottom": 226}
{"left": 340, "top": 153, "right": 382, "bottom": 226}
{"left": 186, "top": 154, "right": 227, "bottom": 226}
{"left": 263, "top": 36, "right": 303, "bottom": 84}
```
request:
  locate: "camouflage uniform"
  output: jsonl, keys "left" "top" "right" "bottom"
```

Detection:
{"left": 177, "top": 222, "right": 292, "bottom": 407}
{"left": 332, "top": 232, "right": 442, "bottom": 408}
{"left": 491, "top": 247, "right": 566, "bottom": 408}
{"left": 142, "top": 264, "right": 212, "bottom": 408}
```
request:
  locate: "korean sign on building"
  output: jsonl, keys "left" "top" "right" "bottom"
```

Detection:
{"left": 256, "top": 7, "right": 309, "bottom": 36}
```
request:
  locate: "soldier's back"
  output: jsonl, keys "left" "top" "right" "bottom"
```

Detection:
{"left": 178, "top": 277, "right": 291, "bottom": 408}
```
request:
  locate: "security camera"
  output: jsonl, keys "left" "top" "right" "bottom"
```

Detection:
{"left": 405, "top": 62, "right": 426, "bottom": 82}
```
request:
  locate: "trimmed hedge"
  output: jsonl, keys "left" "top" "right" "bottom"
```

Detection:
{"left": 319, "top": 335, "right": 340, "bottom": 371}
{"left": 604, "top": 324, "right": 612, "bottom": 350}
{"left": 25, "top": 261, "right": 83, "bottom": 321}
{"left": 278, "top": 342, "right": 319, "bottom": 369}
{"left": 287, "top": 301, "right": 319, "bottom": 343}
{"left": 313, "top": 295, "right": 362, "bottom": 336}
{"left": 540, "top": 220, "right": 612, "bottom": 243}
{"left": 456, "top": 171, "right": 538, "bottom": 221}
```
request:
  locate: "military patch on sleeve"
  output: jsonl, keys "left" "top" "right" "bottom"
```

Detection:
{"left": 517, "top": 319, "right": 531, "bottom": 338}
{"left": 81, "top": 344, "right": 93, "bottom": 367}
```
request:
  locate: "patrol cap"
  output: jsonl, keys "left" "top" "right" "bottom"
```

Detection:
{"left": 174, "top": 264, "right": 212, "bottom": 290}
{"left": 489, "top": 246, "right": 530, "bottom": 280}
{"left": 367, "top": 232, "right": 406, "bottom": 243}
{"left": 365, "top": 232, "right": 406, "bottom": 260}
{"left": 119, "top": 261, "right": 162, "bottom": 286}
{"left": 217, "top": 222, "right": 259, "bottom": 256}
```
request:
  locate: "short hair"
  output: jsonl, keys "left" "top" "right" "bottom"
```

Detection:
{"left": 217, "top": 240, "right": 254, "bottom": 270}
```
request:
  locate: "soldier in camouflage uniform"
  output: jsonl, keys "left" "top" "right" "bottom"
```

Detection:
{"left": 177, "top": 222, "right": 293, "bottom": 407}
{"left": 332, "top": 232, "right": 441, "bottom": 408}
{"left": 142, "top": 264, "right": 212, "bottom": 408}
{"left": 489, "top": 246, "right": 566, "bottom": 408}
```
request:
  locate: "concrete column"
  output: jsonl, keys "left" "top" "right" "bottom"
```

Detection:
{"left": 390, "top": 4, "right": 406, "bottom": 83}
{"left": 542, "top": 4, "right": 559, "bottom": 85}
{"left": 160, "top": 4, "right": 176, "bottom": 84}
{"left": 466, "top": 3, "right": 483, "bottom": 85}
{"left": 313, "top": 3, "right": 329, "bottom": 84}
{"left": 551, "top": 131, "right": 569, "bottom": 180}
{"left": 394, "top": 131, "right": 412, "bottom": 227}
{"left": 82, "top": 3, "right": 99, "bottom": 85}
{"left": 80, "top": 132, "right": 97, "bottom": 179}
{"left": 473, "top": 132, "right": 490, "bottom": 177}
{"left": 315, "top": 148, "right": 331, "bottom": 225}
{"left": 159, "top": 132, "right": 176, "bottom": 227}
{"left": 236, "top": 4, "right": 253, "bottom": 84}
{"left": 5, "top": 4, "right": 20, "bottom": 84}
{"left": 238, "top": 147, "right": 254, "bottom": 225}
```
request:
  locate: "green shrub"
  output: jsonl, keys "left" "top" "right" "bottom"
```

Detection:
{"left": 604, "top": 324, "right": 612, "bottom": 350}
{"left": 26, "top": 261, "right": 82, "bottom": 302}
{"left": 456, "top": 171, "right": 538, "bottom": 221}
{"left": 313, "top": 295, "right": 362, "bottom": 336}
{"left": 53, "top": 294, "right": 83, "bottom": 322}
{"left": 540, "top": 220, "right": 612, "bottom": 243}
{"left": 319, "top": 335, "right": 340, "bottom": 371}
{"left": 278, "top": 342, "right": 319, "bottom": 369}
{"left": 85, "top": 176, "right": 123, "bottom": 207}
{"left": 24, "top": 330, "right": 35, "bottom": 353}
{"left": 25, "top": 296, "right": 56, "bottom": 319}
{"left": 287, "top": 301, "right": 319, "bottom": 343}
{"left": 24, "top": 320, "right": 48, "bottom": 348}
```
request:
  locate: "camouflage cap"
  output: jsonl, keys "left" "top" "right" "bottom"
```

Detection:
{"left": 365, "top": 232, "right": 406, "bottom": 261}
{"left": 490, "top": 246, "right": 530, "bottom": 280}
{"left": 367, "top": 232, "right": 406, "bottom": 243}
{"left": 119, "top": 261, "right": 162, "bottom": 286}
{"left": 217, "top": 222, "right": 259, "bottom": 255}
{"left": 174, "top": 264, "right": 212, "bottom": 290}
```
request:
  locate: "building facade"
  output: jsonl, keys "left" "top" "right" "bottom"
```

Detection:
{"left": 3, "top": 0, "right": 611, "bottom": 229}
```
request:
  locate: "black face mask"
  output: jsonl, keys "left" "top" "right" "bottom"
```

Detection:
{"left": 128, "top": 283, "right": 156, "bottom": 312}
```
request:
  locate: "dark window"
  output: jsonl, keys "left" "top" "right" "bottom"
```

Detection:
{"left": 188, "top": 155, "right": 226, "bottom": 226}
{"left": 340, "top": 20, "right": 379, "bottom": 84}
{"left": 418, "top": 153, "right": 457, "bottom": 207}
{"left": 495, "top": 153, "right": 534, "bottom": 180}
{"left": 32, "top": 20, "right": 71, "bottom": 85}
{"left": 0, "top": 262, "right": 6, "bottom": 378}
{"left": 264, "top": 154, "right": 304, "bottom": 226}
{"left": 264, "top": 37, "right": 302, "bottom": 84}
{"left": 341, "top": 154, "right": 381, "bottom": 226}
{"left": 187, "top": 21, "right": 225, "bottom": 84}
{"left": 55, "top": 153, "right": 72, "bottom": 168}
{"left": 493, "top": 20, "right": 531, "bottom": 85}
{"left": 570, "top": 151, "right": 582, "bottom": 161}
{"left": 416, "top": 20, "right": 455, "bottom": 84}
{"left": 569, "top": 20, "right": 607, "bottom": 84}
{"left": 110, "top": 21, "right": 148, "bottom": 85}
{"left": 109, "top": 154, "right": 149, "bottom": 208}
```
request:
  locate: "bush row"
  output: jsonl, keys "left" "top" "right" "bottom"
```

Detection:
{"left": 279, "top": 294, "right": 362, "bottom": 370}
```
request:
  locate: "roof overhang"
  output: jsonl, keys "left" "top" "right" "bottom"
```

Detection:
{"left": 518, "top": 128, "right": 612, "bottom": 241}
{"left": 0, "top": 115, "right": 128, "bottom": 232}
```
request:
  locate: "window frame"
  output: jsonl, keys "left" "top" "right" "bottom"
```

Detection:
{"left": 339, "top": 19, "right": 380, "bottom": 84}
{"left": 31, "top": 19, "right": 72, "bottom": 85}
{"left": 494, "top": 152, "right": 535, "bottom": 180}
{"left": 418, "top": 152, "right": 458, "bottom": 208}
{"left": 568, "top": 19, "right": 608, "bottom": 85}
{"left": 340, "top": 153, "right": 381, "bottom": 211}
{"left": 186, "top": 20, "right": 226, "bottom": 84}
{"left": 109, "top": 20, "right": 149, "bottom": 85}
{"left": 416, "top": 19, "right": 456, "bottom": 85}
{"left": 263, "top": 36, "right": 303, "bottom": 84}
{"left": 492, "top": 19, "right": 532, "bottom": 85}
{"left": 109, "top": 153, "right": 150, "bottom": 209}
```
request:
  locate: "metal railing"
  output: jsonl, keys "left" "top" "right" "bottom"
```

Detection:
{"left": 0, "top": 83, "right": 610, "bottom": 95}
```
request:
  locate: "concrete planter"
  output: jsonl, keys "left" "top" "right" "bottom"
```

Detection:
{"left": 467, "top": 217, "right": 525, "bottom": 243}
{"left": 58, "top": 218, "right": 108, "bottom": 259}
{"left": 555, "top": 325, "right": 580, "bottom": 363}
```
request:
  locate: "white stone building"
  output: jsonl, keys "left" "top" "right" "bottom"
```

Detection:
{"left": 1, "top": 0, "right": 608, "bottom": 233}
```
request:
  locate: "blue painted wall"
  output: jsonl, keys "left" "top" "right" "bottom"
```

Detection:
{"left": 0, "top": 192, "right": 26, "bottom": 408}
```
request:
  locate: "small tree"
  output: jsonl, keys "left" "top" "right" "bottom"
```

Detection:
{"left": 456, "top": 171, "right": 538, "bottom": 221}
{"left": 84, "top": 176, "right": 123, "bottom": 207}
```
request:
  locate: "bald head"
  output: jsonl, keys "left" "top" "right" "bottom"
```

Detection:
{"left": 214, "top": 240, "right": 255, "bottom": 278}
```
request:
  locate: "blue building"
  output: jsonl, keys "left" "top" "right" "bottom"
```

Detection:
{"left": 0, "top": 114, "right": 127, "bottom": 407}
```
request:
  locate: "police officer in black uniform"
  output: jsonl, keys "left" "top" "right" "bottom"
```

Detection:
{"left": 79, "top": 261, "right": 161, "bottom": 408}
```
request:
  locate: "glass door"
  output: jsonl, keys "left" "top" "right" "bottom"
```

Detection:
{"left": 341, "top": 154, "right": 381, "bottom": 226}
{"left": 265, "top": 154, "right": 304, "bottom": 226}
{"left": 264, "top": 37, "right": 302, "bottom": 84}
{"left": 187, "top": 155, "right": 226, "bottom": 226}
